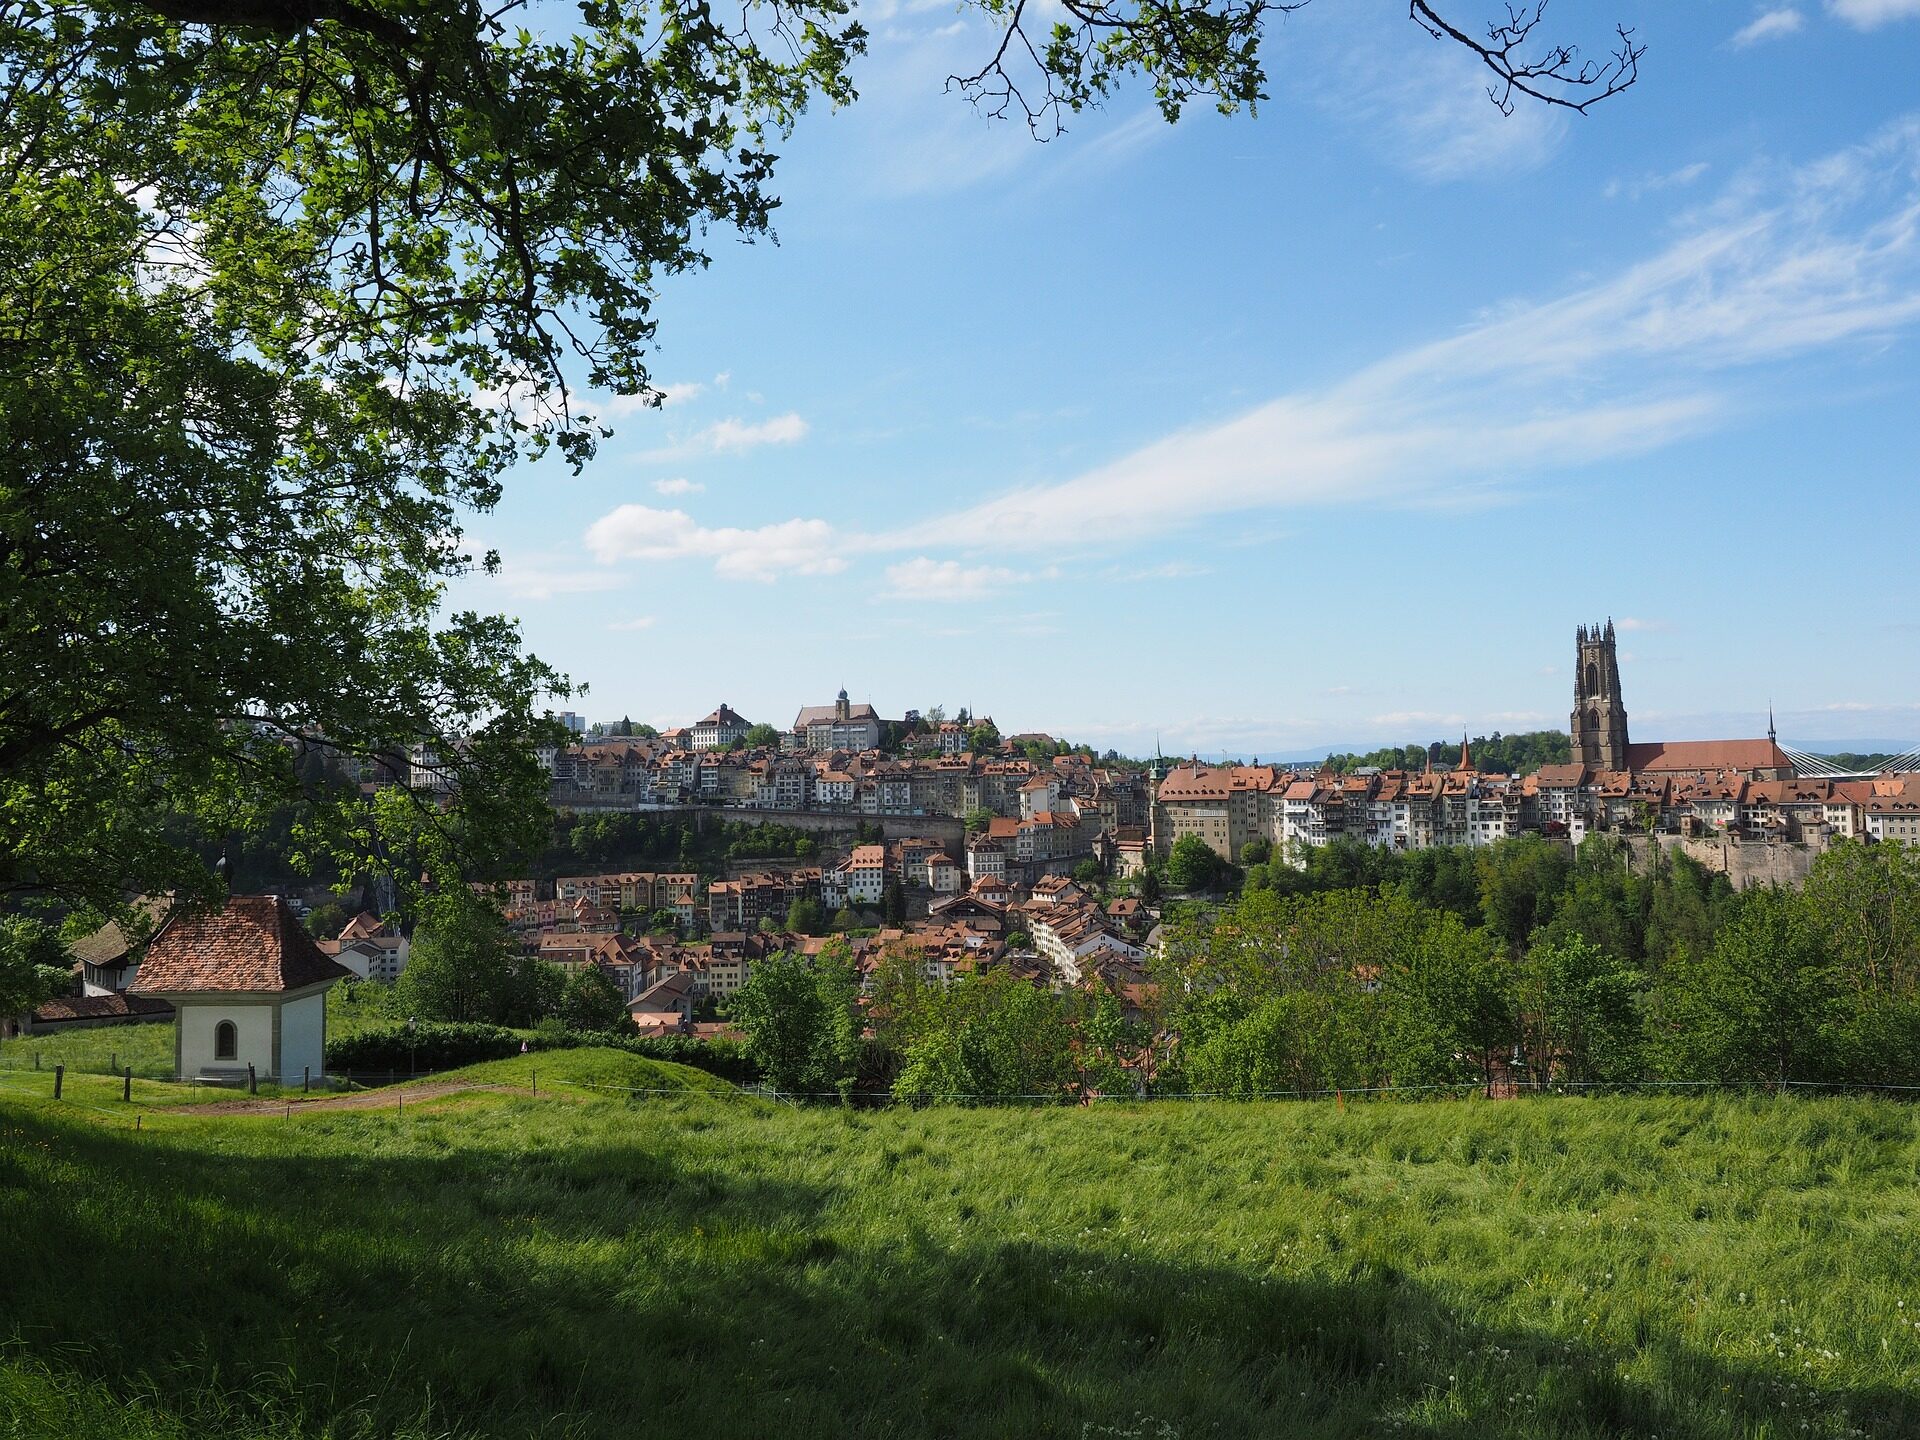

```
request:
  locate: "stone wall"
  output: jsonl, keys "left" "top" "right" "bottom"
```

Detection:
{"left": 1622, "top": 834, "right": 1818, "bottom": 890}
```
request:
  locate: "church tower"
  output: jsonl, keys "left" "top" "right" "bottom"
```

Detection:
{"left": 1571, "top": 620, "right": 1631, "bottom": 771}
{"left": 835, "top": 686, "right": 850, "bottom": 724}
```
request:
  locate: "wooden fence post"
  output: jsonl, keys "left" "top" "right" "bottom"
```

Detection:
{"left": 53, "top": 1064, "right": 63, "bottom": 1099}
{"left": 247, "top": 1063, "right": 257, "bottom": 1095}
{"left": 123, "top": 1067, "right": 132, "bottom": 1102}
{"left": 303, "top": 1066, "right": 310, "bottom": 1093}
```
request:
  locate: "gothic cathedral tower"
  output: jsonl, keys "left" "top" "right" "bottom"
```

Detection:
{"left": 1571, "top": 620, "right": 1631, "bottom": 771}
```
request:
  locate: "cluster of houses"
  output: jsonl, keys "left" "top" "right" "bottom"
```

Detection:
{"left": 17, "top": 627, "right": 1918, "bottom": 1067}
{"left": 480, "top": 690, "right": 1148, "bottom": 829}
{"left": 516, "top": 865, "right": 1161, "bottom": 1037}
{"left": 1150, "top": 747, "right": 1920, "bottom": 865}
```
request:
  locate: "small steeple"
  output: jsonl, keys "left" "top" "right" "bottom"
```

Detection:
{"left": 1768, "top": 703, "right": 1777, "bottom": 746}
{"left": 1457, "top": 732, "right": 1472, "bottom": 772}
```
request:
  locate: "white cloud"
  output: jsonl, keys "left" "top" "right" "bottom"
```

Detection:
{"left": 1604, "top": 161, "right": 1711, "bottom": 201}
{"left": 873, "top": 116, "right": 1920, "bottom": 556}
{"left": 1106, "top": 561, "right": 1212, "bottom": 581}
{"left": 576, "top": 118, "right": 1920, "bottom": 590}
{"left": 1313, "top": 11, "right": 1568, "bottom": 182}
{"left": 584, "top": 505, "right": 844, "bottom": 582}
{"left": 486, "top": 556, "right": 628, "bottom": 601}
{"left": 1616, "top": 617, "right": 1672, "bottom": 633}
{"left": 1828, "top": 0, "right": 1920, "bottom": 27}
{"left": 634, "top": 412, "right": 809, "bottom": 463}
{"left": 1370, "top": 710, "right": 1469, "bottom": 730}
{"left": 881, "top": 557, "right": 1021, "bottom": 599}
{"left": 653, "top": 477, "right": 705, "bottom": 496}
{"left": 599, "top": 376, "right": 717, "bottom": 417}
{"left": 606, "top": 616, "right": 658, "bottom": 632}
{"left": 1732, "top": 8, "right": 1805, "bottom": 46}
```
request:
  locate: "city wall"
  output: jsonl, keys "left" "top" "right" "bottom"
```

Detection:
{"left": 1622, "top": 834, "right": 1818, "bottom": 891}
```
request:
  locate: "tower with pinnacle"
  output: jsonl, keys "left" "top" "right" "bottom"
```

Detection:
{"left": 1571, "top": 620, "right": 1631, "bottom": 771}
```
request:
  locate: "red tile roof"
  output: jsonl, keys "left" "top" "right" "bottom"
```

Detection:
{"left": 33, "top": 992, "right": 174, "bottom": 1024}
{"left": 131, "top": 895, "right": 353, "bottom": 995}
{"left": 1626, "top": 739, "right": 1789, "bottom": 774}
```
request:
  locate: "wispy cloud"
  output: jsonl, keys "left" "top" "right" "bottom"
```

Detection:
{"left": 881, "top": 557, "right": 1022, "bottom": 599}
{"left": 1604, "top": 161, "right": 1711, "bottom": 201}
{"left": 599, "top": 372, "right": 728, "bottom": 417}
{"left": 1732, "top": 8, "right": 1805, "bottom": 46}
{"left": 606, "top": 616, "right": 658, "bottom": 632}
{"left": 577, "top": 118, "right": 1920, "bottom": 586}
{"left": 1105, "top": 560, "right": 1212, "bottom": 581}
{"left": 1827, "top": 0, "right": 1920, "bottom": 28}
{"left": 1311, "top": 9, "right": 1568, "bottom": 182}
{"left": 653, "top": 477, "right": 704, "bottom": 496}
{"left": 1616, "top": 617, "right": 1672, "bottom": 633}
{"left": 869, "top": 117, "right": 1920, "bottom": 555}
{"left": 633, "top": 412, "right": 809, "bottom": 464}
{"left": 487, "top": 555, "right": 628, "bottom": 601}
{"left": 584, "top": 505, "right": 843, "bottom": 582}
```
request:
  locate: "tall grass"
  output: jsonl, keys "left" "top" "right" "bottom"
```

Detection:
{"left": 0, "top": 989, "right": 410, "bottom": 1079}
{"left": 4, "top": 1063, "right": 1918, "bottom": 1438}
{"left": 0, "top": 1021, "right": 175, "bottom": 1076}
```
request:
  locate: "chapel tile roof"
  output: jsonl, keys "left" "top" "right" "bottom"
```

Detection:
{"left": 131, "top": 895, "right": 353, "bottom": 995}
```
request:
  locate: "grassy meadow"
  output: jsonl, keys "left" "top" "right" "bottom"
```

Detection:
{"left": 4, "top": 1053, "right": 1919, "bottom": 1439}
{"left": 0, "top": 1020, "right": 177, "bottom": 1077}
{"left": 0, "top": 987, "right": 414, "bottom": 1080}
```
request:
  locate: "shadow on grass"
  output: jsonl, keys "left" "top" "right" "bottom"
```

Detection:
{"left": 1, "top": 1101, "right": 1910, "bottom": 1440}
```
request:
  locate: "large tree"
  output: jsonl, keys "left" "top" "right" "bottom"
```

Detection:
{"left": 0, "top": 0, "right": 1637, "bottom": 925}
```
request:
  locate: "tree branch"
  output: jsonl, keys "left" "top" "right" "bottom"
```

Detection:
{"left": 132, "top": 0, "right": 418, "bottom": 50}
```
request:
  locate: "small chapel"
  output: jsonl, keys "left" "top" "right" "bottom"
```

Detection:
{"left": 130, "top": 893, "right": 352, "bottom": 1084}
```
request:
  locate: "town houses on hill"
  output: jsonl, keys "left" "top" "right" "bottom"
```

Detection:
{"left": 21, "top": 622, "right": 1914, "bottom": 1044}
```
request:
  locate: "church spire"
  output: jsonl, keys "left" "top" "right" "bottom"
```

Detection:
{"left": 1457, "top": 732, "right": 1471, "bottom": 772}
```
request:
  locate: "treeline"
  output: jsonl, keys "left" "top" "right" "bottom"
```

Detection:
{"left": 1159, "top": 836, "right": 1919, "bottom": 1093}
{"left": 728, "top": 837, "right": 1920, "bottom": 1102}
{"left": 324, "top": 1020, "right": 754, "bottom": 1083}
{"left": 1321, "top": 730, "right": 1572, "bottom": 776}
{"left": 727, "top": 944, "right": 1143, "bottom": 1103}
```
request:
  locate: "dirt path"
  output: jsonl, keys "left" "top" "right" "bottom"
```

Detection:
{"left": 190, "top": 1080, "right": 532, "bottom": 1115}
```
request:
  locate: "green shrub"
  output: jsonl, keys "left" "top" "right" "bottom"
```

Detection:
{"left": 325, "top": 1022, "right": 522, "bottom": 1074}
{"left": 323, "top": 1022, "right": 758, "bottom": 1083}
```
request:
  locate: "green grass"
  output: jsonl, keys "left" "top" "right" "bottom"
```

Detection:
{"left": 0, "top": 1021, "right": 175, "bottom": 1076}
{"left": 431, "top": 1046, "right": 738, "bottom": 1093}
{"left": 5, "top": 1061, "right": 1919, "bottom": 1439}
{"left": 0, "top": 989, "right": 415, "bottom": 1081}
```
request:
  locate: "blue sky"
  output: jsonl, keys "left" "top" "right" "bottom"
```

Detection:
{"left": 452, "top": 1, "right": 1920, "bottom": 758}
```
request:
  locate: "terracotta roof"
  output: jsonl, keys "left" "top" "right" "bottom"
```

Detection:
{"left": 1533, "top": 764, "right": 1588, "bottom": 788}
{"left": 33, "top": 992, "right": 173, "bottom": 1023}
{"left": 338, "top": 911, "right": 388, "bottom": 941}
{"left": 1626, "top": 739, "right": 1789, "bottom": 775}
{"left": 131, "top": 895, "right": 353, "bottom": 995}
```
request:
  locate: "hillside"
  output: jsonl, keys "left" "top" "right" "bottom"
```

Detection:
{"left": 4, "top": 1071, "right": 1918, "bottom": 1439}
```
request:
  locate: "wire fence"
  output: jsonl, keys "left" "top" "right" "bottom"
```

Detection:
{"left": 10, "top": 1062, "right": 1920, "bottom": 1124}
